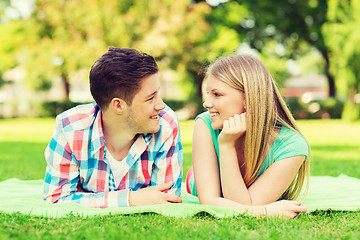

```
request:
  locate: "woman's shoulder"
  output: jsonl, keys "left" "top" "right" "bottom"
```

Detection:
{"left": 277, "top": 126, "right": 307, "bottom": 144}
{"left": 195, "top": 111, "right": 213, "bottom": 129}
{"left": 195, "top": 111, "right": 210, "bottom": 121}
{"left": 272, "top": 125, "right": 309, "bottom": 159}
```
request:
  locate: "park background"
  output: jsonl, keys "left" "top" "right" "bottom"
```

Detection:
{"left": 0, "top": 0, "right": 360, "bottom": 120}
{"left": 1, "top": 0, "right": 360, "bottom": 239}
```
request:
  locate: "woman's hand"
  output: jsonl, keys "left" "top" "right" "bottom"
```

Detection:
{"left": 254, "top": 200, "right": 307, "bottom": 219}
{"left": 218, "top": 113, "right": 246, "bottom": 146}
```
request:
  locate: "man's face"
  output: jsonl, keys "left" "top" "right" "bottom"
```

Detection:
{"left": 125, "top": 74, "right": 165, "bottom": 134}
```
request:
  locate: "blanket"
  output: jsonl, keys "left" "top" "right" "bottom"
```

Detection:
{"left": 0, "top": 175, "right": 359, "bottom": 218}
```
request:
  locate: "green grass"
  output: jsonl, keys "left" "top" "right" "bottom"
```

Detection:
{"left": 1, "top": 118, "right": 360, "bottom": 239}
{"left": 1, "top": 211, "right": 360, "bottom": 240}
{"left": 299, "top": 120, "right": 360, "bottom": 178}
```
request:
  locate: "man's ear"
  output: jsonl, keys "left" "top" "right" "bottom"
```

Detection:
{"left": 110, "top": 98, "right": 127, "bottom": 114}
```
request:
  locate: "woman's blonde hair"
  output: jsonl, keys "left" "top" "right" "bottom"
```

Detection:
{"left": 207, "top": 53, "right": 310, "bottom": 200}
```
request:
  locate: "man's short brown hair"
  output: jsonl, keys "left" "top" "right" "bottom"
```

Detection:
{"left": 90, "top": 47, "right": 158, "bottom": 109}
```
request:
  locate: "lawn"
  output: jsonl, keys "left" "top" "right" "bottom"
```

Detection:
{"left": 0, "top": 118, "right": 360, "bottom": 239}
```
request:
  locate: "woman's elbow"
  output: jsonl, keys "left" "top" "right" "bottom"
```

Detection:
{"left": 198, "top": 195, "right": 218, "bottom": 206}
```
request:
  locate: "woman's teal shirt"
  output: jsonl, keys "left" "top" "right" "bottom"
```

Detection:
{"left": 188, "top": 111, "right": 309, "bottom": 197}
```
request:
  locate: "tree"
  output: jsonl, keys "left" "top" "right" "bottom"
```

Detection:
{"left": 4, "top": 0, "right": 212, "bottom": 104}
{"left": 196, "top": 0, "right": 335, "bottom": 97}
{"left": 0, "top": 0, "right": 23, "bottom": 88}
{"left": 323, "top": 0, "right": 360, "bottom": 120}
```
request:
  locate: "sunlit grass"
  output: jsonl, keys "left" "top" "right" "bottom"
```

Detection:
{"left": 1, "top": 118, "right": 360, "bottom": 180}
{"left": 297, "top": 120, "right": 360, "bottom": 178}
{"left": 0, "top": 118, "right": 55, "bottom": 143}
{"left": 298, "top": 120, "right": 360, "bottom": 146}
{"left": 181, "top": 119, "right": 360, "bottom": 178}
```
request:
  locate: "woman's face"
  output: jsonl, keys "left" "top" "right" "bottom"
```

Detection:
{"left": 203, "top": 75, "right": 246, "bottom": 130}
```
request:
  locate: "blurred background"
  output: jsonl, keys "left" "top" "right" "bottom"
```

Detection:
{"left": 0, "top": 0, "right": 359, "bottom": 121}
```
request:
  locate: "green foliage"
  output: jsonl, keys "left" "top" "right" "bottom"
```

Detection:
{"left": 205, "top": 1, "right": 249, "bottom": 56}
{"left": 202, "top": 0, "right": 337, "bottom": 99}
{"left": 1, "top": 0, "right": 360, "bottom": 120}
{"left": 0, "top": 20, "right": 24, "bottom": 72}
{"left": 323, "top": 0, "right": 360, "bottom": 120}
{"left": 1, "top": 0, "right": 213, "bottom": 102}
{"left": 259, "top": 42, "right": 292, "bottom": 87}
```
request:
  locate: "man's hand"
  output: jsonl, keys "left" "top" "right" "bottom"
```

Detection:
{"left": 129, "top": 181, "right": 182, "bottom": 206}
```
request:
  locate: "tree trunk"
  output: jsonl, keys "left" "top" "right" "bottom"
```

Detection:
{"left": 195, "top": 69, "right": 205, "bottom": 100}
{"left": 61, "top": 71, "right": 70, "bottom": 100}
{"left": 189, "top": 66, "right": 206, "bottom": 115}
{"left": 321, "top": 49, "right": 336, "bottom": 97}
{"left": 342, "top": 85, "right": 360, "bottom": 121}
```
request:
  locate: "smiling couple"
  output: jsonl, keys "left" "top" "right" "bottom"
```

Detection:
{"left": 43, "top": 47, "right": 309, "bottom": 219}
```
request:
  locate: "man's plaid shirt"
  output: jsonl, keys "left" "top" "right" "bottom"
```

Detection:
{"left": 43, "top": 103, "right": 183, "bottom": 208}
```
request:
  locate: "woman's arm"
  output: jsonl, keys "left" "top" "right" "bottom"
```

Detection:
{"left": 192, "top": 119, "right": 306, "bottom": 218}
{"left": 192, "top": 119, "right": 222, "bottom": 203}
{"left": 192, "top": 118, "right": 307, "bottom": 218}
{"left": 220, "top": 147, "right": 305, "bottom": 205}
{"left": 247, "top": 155, "right": 305, "bottom": 204}
{"left": 217, "top": 114, "right": 305, "bottom": 205}
{"left": 217, "top": 113, "right": 251, "bottom": 203}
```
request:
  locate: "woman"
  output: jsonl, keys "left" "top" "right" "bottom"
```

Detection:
{"left": 186, "top": 53, "right": 310, "bottom": 218}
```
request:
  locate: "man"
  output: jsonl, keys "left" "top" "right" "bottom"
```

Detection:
{"left": 43, "top": 47, "right": 183, "bottom": 208}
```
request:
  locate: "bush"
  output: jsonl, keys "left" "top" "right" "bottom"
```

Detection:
{"left": 163, "top": 99, "right": 187, "bottom": 112}
{"left": 318, "top": 98, "right": 344, "bottom": 119}
{"left": 41, "top": 100, "right": 86, "bottom": 117}
{"left": 285, "top": 97, "right": 344, "bottom": 119}
{"left": 342, "top": 102, "right": 360, "bottom": 121}
{"left": 41, "top": 99, "right": 198, "bottom": 118}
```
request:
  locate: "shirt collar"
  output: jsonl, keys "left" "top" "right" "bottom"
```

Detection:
{"left": 143, "top": 133, "right": 153, "bottom": 144}
{"left": 89, "top": 106, "right": 154, "bottom": 159}
{"left": 90, "top": 106, "right": 106, "bottom": 157}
